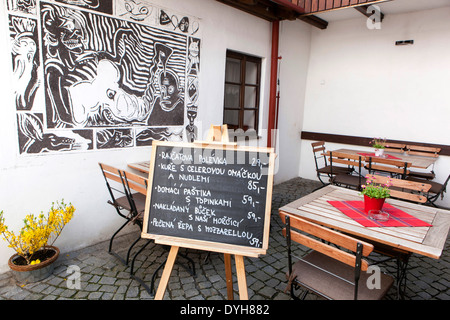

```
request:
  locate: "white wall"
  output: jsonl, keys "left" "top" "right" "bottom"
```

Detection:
{"left": 0, "top": 0, "right": 279, "bottom": 273}
{"left": 299, "top": 7, "right": 450, "bottom": 208}
{"left": 274, "top": 20, "right": 311, "bottom": 184}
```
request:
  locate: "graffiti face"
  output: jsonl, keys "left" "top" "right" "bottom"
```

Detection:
{"left": 159, "top": 71, "right": 180, "bottom": 112}
{"left": 123, "top": 0, "right": 151, "bottom": 21}
{"left": 42, "top": 5, "right": 85, "bottom": 58}
{"left": 58, "top": 18, "right": 84, "bottom": 52}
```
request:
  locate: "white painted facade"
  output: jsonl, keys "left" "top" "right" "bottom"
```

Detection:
{"left": 299, "top": 6, "right": 450, "bottom": 209}
{"left": 0, "top": 0, "right": 448, "bottom": 273}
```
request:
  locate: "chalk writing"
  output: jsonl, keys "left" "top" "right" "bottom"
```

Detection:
{"left": 146, "top": 144, "right": 272, "bottom": 249}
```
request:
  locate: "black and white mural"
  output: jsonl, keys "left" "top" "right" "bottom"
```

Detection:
{"left": 6, "top": 0, "right": 201, "bottom": 154}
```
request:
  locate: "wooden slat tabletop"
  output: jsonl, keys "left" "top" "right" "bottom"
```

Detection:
{"left": 128, "top": 161, "right": 150, "bottom": 174}
{"left": 279, "top": 185, "right": 450, "bottom": 259}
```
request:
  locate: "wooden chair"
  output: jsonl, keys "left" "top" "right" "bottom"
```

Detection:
{"left": 405, "top": 145, "right": 441, "bottom": 180}
{"left": 328, "top": 151, "right": 365, "bottom": 190}
{"left": 280, "top": 212, "right": 394, "bottom": 300}
{"left": 384, "top": 143, "right": 405, "bottom": 153}
{"left": 311, "top": 141, "right": 352, "bottom": 186}
{"left": 407, "top": 174, "right": 450, "bottom": 207}
{"left": 362, "top": 174, "right": 431, "bottom": 298}
{"left": 406, "top": 145, "right": 441, "bottom": 158}
{"left": 365, "top": 156, "right": 411, "bottom": 179}
{"left": 367, "top": 174, "right": 431, "bottom": 204}
{"left": 122, "top": 170, "right": 196, "bottom": 296}
{"left": 122, "top": 170, "right": 148, "bottom": 225}
{"left": 122, "top": 170, "right": 161, "bottom": 295}
{"left": 121, "top": 170, "right": 148, "bottom": 264}
{"left": 99, "top": 163, "right": 142, "bottom": 265}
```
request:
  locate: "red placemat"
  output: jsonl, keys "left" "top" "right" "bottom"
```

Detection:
{"left": 328, "top": 201, "right": 432, "bottom": 227}
{"left": 357, "top": 152, "right": 401, "bottom": 160}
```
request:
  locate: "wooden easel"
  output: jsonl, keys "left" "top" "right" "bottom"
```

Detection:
{"left": 154, "top": 125, "right": 247, "bottom": 300}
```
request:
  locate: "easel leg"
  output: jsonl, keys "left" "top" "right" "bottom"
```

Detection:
{"left": 224, "top": 253, "right": 234, "bottom": 300}
{"left": 235, "top": 255, "right": 248, "bottom": 300}
{"left": 155, "top": 246, "right": 179, "bottom": 300}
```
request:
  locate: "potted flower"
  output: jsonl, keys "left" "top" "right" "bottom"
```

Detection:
{"left": 360, "top": 175, "right": 391, "bottom": 213}
{"left": 0, "top": 200, "right": 75, "bottom": 284}
{"left": 370, "top": 137, "right": 386, "bottom": 157}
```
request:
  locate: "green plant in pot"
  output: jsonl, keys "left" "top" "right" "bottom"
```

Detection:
{"left": 370, "top": 137, "right": 386, "bottom": 157}
{"left": 0, "top": 200, "right": 75, "bottom": 283}
{"left": 360, "top": 175, "right": 391, "bottom": 213}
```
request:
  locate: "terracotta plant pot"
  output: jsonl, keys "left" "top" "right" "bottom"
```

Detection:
{"left": 8, "top": 246, "right": 60, "bottom": 284}
{"left": 364, "top": 195, "right": 386, "bottom": 213}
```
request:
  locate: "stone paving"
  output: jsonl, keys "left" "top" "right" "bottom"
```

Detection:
{"left": 0, "top": 177, "right": 449, "bottom": 300}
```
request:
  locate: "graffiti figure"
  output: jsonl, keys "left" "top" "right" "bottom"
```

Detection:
{"left": 17, "top": 113, "right": 77, "bottom": 153}
{"left": 41, "top": 4, "right": 150, "bottom": 128}
{"left": 11, "top": 16, "right": 40, "bottom": 110}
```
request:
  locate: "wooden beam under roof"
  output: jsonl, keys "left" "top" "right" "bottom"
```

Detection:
{"left": 216, "top": 0, "right": 388, "bottom": 29}
{"left": 217, "top": 0, "right": 328, "bottom": 28}
{"left": 216, "top": 0, "right": 300, "bottom": 21}
{"left": 297, "top": 0, "right": 390, "bottom": 16}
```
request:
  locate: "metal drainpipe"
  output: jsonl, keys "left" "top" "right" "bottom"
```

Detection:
{"left": 268, "top": 20, "right": 280, "bottom": 148}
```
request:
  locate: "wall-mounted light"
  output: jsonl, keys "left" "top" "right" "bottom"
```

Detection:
{"left": 395, "top": 40, "right": 414, "bottom": 46}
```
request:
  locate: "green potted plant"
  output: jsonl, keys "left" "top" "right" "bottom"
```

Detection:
{"left": 370, "top": 137, "right": 386, "bottom": 157}
{"left": 360, "top": 175, "right": 391, "bottom": 213}
{"left": 0, "top": 200, "right": 75, "bottom": 284}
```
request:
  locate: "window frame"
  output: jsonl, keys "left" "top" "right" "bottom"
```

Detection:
{"left": 223, "top": 50, "right": 262, "bottom": 133}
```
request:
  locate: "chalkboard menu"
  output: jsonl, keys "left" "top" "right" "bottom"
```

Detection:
{"left": 142, "top": 141, "right": 275, "bottom": 257}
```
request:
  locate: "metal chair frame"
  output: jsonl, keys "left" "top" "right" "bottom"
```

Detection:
{"left": 312, "top": 141, "right": 353, "bottom": 186}
{"left": 329, "top": 151, "right": 365, "bottom": 191}
{"left": 407, "top": 174, "right": 450, "bottom": 208}
{"left": 366, "top": 157, "right": 411, "bottom": 179}
{"left": 99, "top": 163, "right": 138, "bottom": 265}
{"left": 121, "top": 170, "right": 196, "bottom": 297}
{"left": 281, "top": 214, "right": 393, "bottom": 300}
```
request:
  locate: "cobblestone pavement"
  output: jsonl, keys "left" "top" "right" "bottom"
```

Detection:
{"left": 0, "top": 177, "right": 449, "bottom": 300}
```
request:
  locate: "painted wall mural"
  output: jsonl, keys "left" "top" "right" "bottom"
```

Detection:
{"left": 6, "top": 0, "right": 201, "bottom": 154}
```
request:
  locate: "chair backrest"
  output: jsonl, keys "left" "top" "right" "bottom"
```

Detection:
{"left": 122, "top": 170, "right": 148, "bottom": 195}
{"left": 366, "top": 156, "right": 411, "bottom": 178}
{"left": 328, "top": 151, "right": 364, "bottom": 175}
{"left": 99, "top": 163, "right": 126, "bottom": 201}
{"left": 406, "top": 145, "right": 441, "bottom": 158}
{"left": 122, "top": 170, "right": 148, "bottom": 220}
{"left": 99, "top": 163, "right": 131, "bottom": 219}
{"left": 311, "top": 141, "right": 327, "bottom": 169}
{"left": 367, "top": 174, "right": 431, "bottom": 203}
{"left": 280, "top": 212, "right": 374, "bottom": 299}
{"left": 384, "top": 142, "right": 405, "bottom": 153}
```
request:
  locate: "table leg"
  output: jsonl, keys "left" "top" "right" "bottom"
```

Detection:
{"left": 396, "top": 254, "right": 411, "bottom": 300}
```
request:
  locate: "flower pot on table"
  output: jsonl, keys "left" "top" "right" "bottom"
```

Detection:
{"left": 364, "top": 195, "right": 386, "bottom": 213}
{"left": 374, "top": 148, "right": 385, "bottom": 157}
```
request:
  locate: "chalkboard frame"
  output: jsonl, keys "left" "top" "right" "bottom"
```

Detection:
{"left": 141, "top": 140, "right": 276, "bottom": 258}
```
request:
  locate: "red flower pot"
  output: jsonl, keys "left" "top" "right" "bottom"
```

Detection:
{"left": 364, "top": 195, "right": 385, "bottom": 213}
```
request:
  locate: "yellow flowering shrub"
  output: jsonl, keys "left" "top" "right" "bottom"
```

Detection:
{"left": 0, "top": 200, "right": 75, "bottom": 265}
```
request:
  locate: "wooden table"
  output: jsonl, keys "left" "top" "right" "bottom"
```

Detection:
{"left": 279, "top": 185, "right": 450, "bottom": 298}
{"left": 334, "top": 148, "right": 437, "bottom": 169}
{"left": 279, "top": 185, "right": 450, "bottom": 259}
{"left": 128, "top": 161, "right": 150, "bottom": 174}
